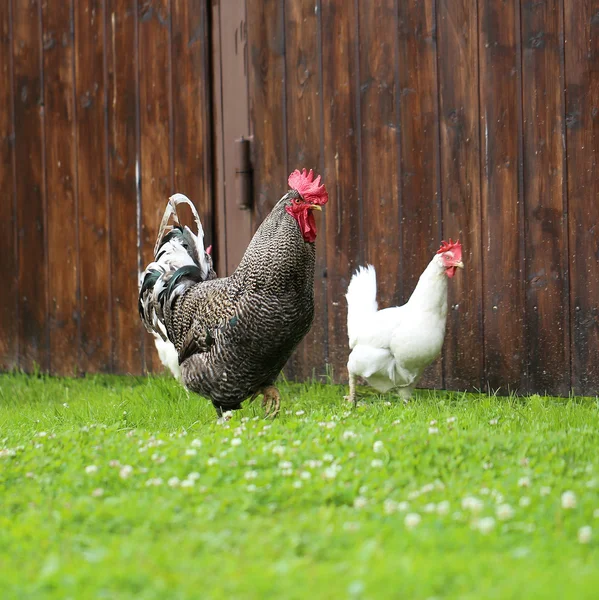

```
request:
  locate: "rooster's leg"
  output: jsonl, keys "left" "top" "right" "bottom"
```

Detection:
{"left": 249, "top": 386, "right": 281, "bottom": 419}
{"left": 344, "top": 372, "right": 357, "bottom": 406}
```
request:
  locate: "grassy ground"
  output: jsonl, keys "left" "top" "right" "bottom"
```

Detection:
{"left": 1, "top": 373, "right": 598, "bottom": 599}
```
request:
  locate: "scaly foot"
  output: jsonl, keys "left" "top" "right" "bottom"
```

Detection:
{"left": 249, "top": 386, "right": 281, "bottom": 419}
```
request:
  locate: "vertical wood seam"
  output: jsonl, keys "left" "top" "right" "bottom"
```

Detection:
{"left": 216, "top": 3, "right": 228, "bottom": 271}
{"left": 38, "top": 0, "right": 50, "bottom": 373}
{"left": 282, "top": 1, "right": 288, "bottom": 179}
{"left": 516, "top": 0, "right": 527, "bottom": 392}
{"left": 8, "top": 0, "right": 19, "bottom": 371}
{"left": 167, "top": 0, "right": 175, "bottom": 193}
{"left": 204, "top": 0, "right": 216, "bottom": 243}
{"left": 354, "top": 0, "right": 363, "bottom": 265}
{"left": 559, "top": 0, "right": 573, "bottom": 395}
{"left": 71, "top": 0, "right": 81, "bottom": 375}
{"left": 393, "top": 0, "right": 403, "bottom": 302}
{"left": 102, "top": 0, "right": 114, "bottom": 372}
{"left": 475, "top": 0, "right": 485, "bottom": 390}
{"left": 316, "top": 0, "right": 329, "bottom": 369}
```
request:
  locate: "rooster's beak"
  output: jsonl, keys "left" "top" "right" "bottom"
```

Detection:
{"left": 309, "top": 204, "right": 322, "bottom": 211}
{"left": 455, "top": 261, "right": 464, "bottom": 269}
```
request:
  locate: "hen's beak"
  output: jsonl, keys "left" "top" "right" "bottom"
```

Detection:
{"left": 309, "top": 204, "right": 322, "bottom": 211}
{"left": 455, "top": 261, "right": 464, "bottom": 269}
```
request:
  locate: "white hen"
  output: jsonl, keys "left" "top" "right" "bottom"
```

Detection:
{"left": 345, "top": 240, "right": 463, "bottom": 403}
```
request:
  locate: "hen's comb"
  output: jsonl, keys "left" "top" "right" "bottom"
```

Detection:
{"left": 288, "top": 168, "right": 329, "bottom": 205}
{"left": 437, "top": 238, "right": 462, "bottom": 254}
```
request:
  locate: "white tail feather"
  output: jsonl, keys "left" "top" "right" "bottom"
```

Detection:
{"left": 346, "top": 265, "right": 378, "bottom": 347}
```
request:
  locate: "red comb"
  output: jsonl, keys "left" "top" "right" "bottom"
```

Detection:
{"left": 288, "top": 169, "right": 329, "bottom": 205}
{"left": 437, "top": 238, "right": 462, "bottom": 254}
{"left": 206, "top": 245, "right": 212, "bottom": 256}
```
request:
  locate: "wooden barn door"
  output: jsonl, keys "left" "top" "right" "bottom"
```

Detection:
{"left": 211, "top": 0, "right": 253, "bottom": 276}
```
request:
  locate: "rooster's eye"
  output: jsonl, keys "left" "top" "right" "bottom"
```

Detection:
{"left": 293, "top": 198, "right": 300, "bottom": 204}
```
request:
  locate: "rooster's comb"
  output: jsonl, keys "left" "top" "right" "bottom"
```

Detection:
{"left": 288, "top": 168, "right": 329, "bottom": 205}
{"left": 437, "top": 238, "right": 462, "bottom": 255}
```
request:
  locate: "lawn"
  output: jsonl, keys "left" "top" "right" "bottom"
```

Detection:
{"left": 1, "top": 373, "right": 598, "bottom": 599}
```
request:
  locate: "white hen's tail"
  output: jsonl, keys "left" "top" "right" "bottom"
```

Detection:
{"left": 346, "top": 265, "right": 378, "bottom": 346}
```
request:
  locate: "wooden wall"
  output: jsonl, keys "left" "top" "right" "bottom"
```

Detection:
{"left": 1, "top": 0, "right": 598, "bottom": 397}
{"left": 0, "top": 0, "right": 213, "bottom": 376}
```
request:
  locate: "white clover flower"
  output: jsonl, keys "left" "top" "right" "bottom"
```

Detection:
{"left": 37, "top": 432, "right": 48, "bottom": 438}
{"left": 187, "top": 472, "right": 200, "bottom": 481}
{"left": 342, "top": 431, "right": 357, "bottom": 440}
{"left": 496, "top": 504, "right": 515, "bottom": 521}
{"left": 221, "top": 411, "right": 233, "bottom": 421}
{"left": 578, "top": 526, "right": 592, "bottom": 544}
{"left": 373, "top": 441, "right": 384, "bottom": 453}
{"left": 25, "top": 472, "right": 34, "bottom": 479}
{"left": 109, "top": 460, "right": 121, "bottom": 468}
{"left": 168, "top": 477, "right": 181, "bottom": 488}
{"left": 354, "top": 496, "right": 368, "bottom": 509}
{"left": 421, "top": 483, "right": 435, "bottom": 494}
{"left": 586, "top": 479, "right": 597, "bottom": 489}
{"left": 245, "top": 470, "right": 258, "bottom": 480}
{"left": 279, "top": 461, "right": 293, "bottom": 470}
{"left": 423, "top": 503, "right": 436, "bottom": 514}
{"left": 561, "top": 491, "right": 577, "bottom": 509}
{"left": 152, "top": 453, "right": 166, "bottom": 464}
{"left": 322, "top": 453, "right": 334, "bottom": 463}
{"left": 482, "top": 461, "right": 493, "bottom": 470}
{"left": 437, "top": 500, "right": 450, "bottom": 516}
{"left": 231, "top": 438, "right": 242, "bottom": 447}
{"left": 462, "top": 496, "right": 484, "bottom": 514}
{"left": 180, "top": 479, "right": 195, "bottom": 488}
{"left": 63, "top": 403, "right": 69, "bottom": 408}
{"left": 540, "top": 486, "right": 551, "bottom": 496}
{"left": 404, "top": 513, "right": 421, "bottom": 529}
{"left": 281, "top": 469, "right": 293, "bottom": 477}
{"left": 246, "top": 484, "right": 257, "bottom": 492}
{"left": 119, "top": 465, "right": 133, "bottom": 479}
{"left": 323, "top": 466, "right": 340, "bottom": 480}
{"left": 392, "top": 419, "right": 401, "bottom": 425}
{"left": 272, "top": 445, "right": 285, "bottom": 456}
{"left": 593, "top": 508, "right": 599, "bottom": 519}
{"left": 185, "top": 448, "right": 197, "bottom": 456}
{"left": 428, "top": 427, "right": 439, "bottom": 434}
{"left": 447, "top": 416, "right": 457, "bottom": 424}
{"left": 519, "top": 496, "right": 531, "bottom": 508}
{"left": 518, "top": 476, "right": 531, "bottom": 488}
{"left": 295, "top": 410, "right": 305, "bottom": 416}
{"left": 190, "top": 439, "right": 202, "bottom": 448}
{"left": 91, "top": 488, "right": 104, "bottom": 497}
{"left": 407, "top": 490, "right": 421, "bottom": 501}
{"left": 207, "top": 457, "right": 218, "bottom": 466}
{"left": 305, "top": 459, "right": 323, "bottom": 469}
{"left": 489, "top": 418, "right": 498, "bottom": 425}
{"left": 293, "top": 481, "right": 302, "bottom": 489}
{"left": 398, "top": 501, "right": 410, "bottom": 512}
{"left": 476, "top": 517, "right": 496, "bottom": 534}
{"left": 371, "top": 459, "right": 384, "bottom": 468}
{"left": 85, "top": 465, "right": 98, "bottom": 475}
{"left": 429, "top": 420, "right": 437, "bottom": 426}
{"left": 326, "top": 421, "right": 337, "bottom": 429}
{"left": 384, "top": 499, "right": 399, "bottom": 515}
{"left": 145, "top": 477, "right": 163, "bottom": 487}
{"left": 300, "top": 471, "right": 311, "bottom": 481}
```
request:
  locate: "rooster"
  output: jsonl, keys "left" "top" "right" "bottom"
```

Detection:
{"left": 139, "top": 169, "right": 328, "bottom": 418}
{"left": 345, "top": 240, "right": 463, "bottom": 404}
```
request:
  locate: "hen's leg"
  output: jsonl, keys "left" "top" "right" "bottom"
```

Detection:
{"left": 344, "top": 372, "right": 357, "bottom": 406}
{"left": 397, "top": 387, "right": 413, "bottom": 404}
{"left": 249, "top": 386, "right": 281, "bottom": 419}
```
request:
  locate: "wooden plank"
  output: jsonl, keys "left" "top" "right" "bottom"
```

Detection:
{"left": 106, "top": 0, "right": 143, "bottom": 375}
{"left": 565, "top": 0, "right": 599, "bottom": 395}
{"left": 139, "top": 0, "right": 172, "bottom": 372}
{"left": 0, "top": 0, "right": 18, "bottom": 371}
{"left": 321, "top": 0, "right": 360, "bottom": 381}
{"left": 218, "top": 0, "right": 252, "bottom": 275}
{"left": 437, "top": 0, "right": 483, "bottom": 390}
{"left": 397, "top": 0, "right": 443, "bottom": 388}
{"left": 211, "top": 0, "right": 227, "bottom": 275}
{"left": 43, "top": 0, "right": 79, "bottom": 376}
{"left": 284, "top": 0, "right": 327, "bottom": 380}
{"left": 13, "top": 0, "right": 49, "bottom": 372}
{"left": 521, "top": 0, "right": 569, "bottom": 395}
{"left": 479, "top": 0, "right": 526, "bottom": 392}
{"left": 358, "top": 0, "right": 400, "bottom": 308}
{"left": 247, "top": 0, "right": 286, "bottom": 227}
{"left": 171, "top": 0, "right": 213, "bottom": 248}
{"left": 75, "top": 0, "right": 111, "bottom": 373}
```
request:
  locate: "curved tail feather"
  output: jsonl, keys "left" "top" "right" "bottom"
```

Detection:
{"left": 346, "top": 265, "right": 378, "bottom": 348}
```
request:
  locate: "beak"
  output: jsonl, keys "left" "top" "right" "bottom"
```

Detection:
{"left": 455, "top": 261, "right": 464, "bottom": 269}
{"left": 309, "top": 204, "right": 322, "bottom": 211}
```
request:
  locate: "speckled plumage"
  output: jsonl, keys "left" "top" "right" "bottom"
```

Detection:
{"left": 155, "top": 191, "right": 317, "bottom": 415}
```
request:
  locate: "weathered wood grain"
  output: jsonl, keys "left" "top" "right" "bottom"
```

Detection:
{"left": 437, "top": 0, "right": 484, "bottom": 390}
{"left": 0, "top": 0, "right": 18, "bottom": 371}
{"left": 284, "top": 0, "right": 327, "bottom": 381}
{"left": 13, "top": 0, "right": 49, "bottom": 372}
{"left": 479, "top": 0, "right": 526, "bottom": 392}
{"left": 521, "top": 0, "right": 569, "bottom": 395}
{"left": 106, "top": 0, "right": 143, "bottom": 375}
{"left": 565, "top": 0, "right": 599, "bottom": 394}
{"left": 321, "top": 0, "right": 361, "bottom": 381}
{"left": 397, "top": 0, "right": 443, "bottom": 388}
{"left": 138, "top": 0, "right": 172, "bottom": 372}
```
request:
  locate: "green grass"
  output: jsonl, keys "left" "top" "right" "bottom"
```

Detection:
{"left": 1, "top": 373, "right": 599, "bottom": 599}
